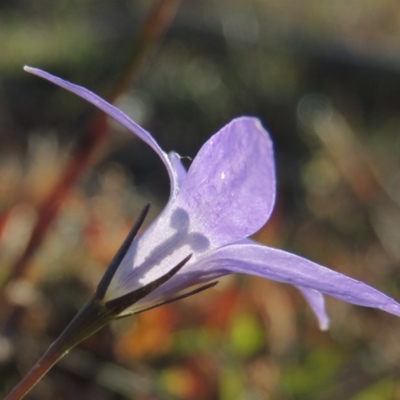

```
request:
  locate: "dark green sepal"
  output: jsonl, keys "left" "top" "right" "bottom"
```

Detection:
{"left": 50, "top": 298, "right": 114, "bottom": 357}
{"left": 95, "top": 203, "right": 150, "bottom": 300}
{"left": 104, "top": 254, "right": 192, "bottom": 316}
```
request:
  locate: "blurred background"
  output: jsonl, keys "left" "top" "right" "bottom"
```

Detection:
{"left": 1, "top": 0, "right": 400, "bottom": 399}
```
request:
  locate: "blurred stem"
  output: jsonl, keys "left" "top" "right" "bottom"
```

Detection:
{"left": 4, "top": 299, "right": 113, "bottom": 400}
{"left": 109, "top": 0, "right": 182, "bottom": 100}
{"left": 0, "top": 0, "right": 181, "bottom": 297}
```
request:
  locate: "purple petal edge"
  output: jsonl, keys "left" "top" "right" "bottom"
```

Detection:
{"left": 297, "top": 287, "right": 329, "bottom": 330}
{"left": 168, "top": 151, "right": 187, "bottom": 190}
{"left": 241, "top": 238, "right": 329, "bottom": 329}
{"left": 23, "top": 66, "right": 178, "bottom": 199}
{"left": 199, "top": 243, "right": 400, "bottom": 319}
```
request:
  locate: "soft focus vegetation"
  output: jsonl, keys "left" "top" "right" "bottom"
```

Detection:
{"left": 1, "top": 1, "right": 400, "bottom": 399}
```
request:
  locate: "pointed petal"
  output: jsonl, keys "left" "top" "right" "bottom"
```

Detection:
{"left": 24, "top": 66, "right": 179, "bottom": 199}
{"left": 197, "top": 244, "right": 400, "bottom": 319}
{"left": 297, "top": 287, "right": 329, "bottom": 330}
{"left": 175, "top": 117, "right": 276, "bottom": 247}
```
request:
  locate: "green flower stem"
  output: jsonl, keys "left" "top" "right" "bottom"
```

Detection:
{"left": 5, "top": 299, "right": 113, "bottom": 400}
{"left": 4, "top": 249, "right": 195, "bottom": 399}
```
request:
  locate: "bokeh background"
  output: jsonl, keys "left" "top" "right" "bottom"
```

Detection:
{"left": 1, "top": 1, "right": 400, "bottom": 399}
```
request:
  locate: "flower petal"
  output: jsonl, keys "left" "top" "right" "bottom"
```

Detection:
{"left": 175, "top": 117, "right": 276, "bottom": 247}
{"left": 240, "top": 238, "right": 329, "bottom": 329}
{"left": 24, "top": 66, "right": 179, "bottom": 199}
{"left": 168, "top": 151, "right": 187, "bottom": 189}
{"left": 197, "top": 243, "right": 400, "bottom": 319}
{"left": 296, "top": 287, "right": 329, "bottom": 330}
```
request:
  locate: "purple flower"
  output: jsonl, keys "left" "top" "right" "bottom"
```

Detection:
{"left": 25, "top": 66, "right": 400, "bottom": 331}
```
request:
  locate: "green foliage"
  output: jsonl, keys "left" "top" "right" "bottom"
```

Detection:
{"left": 229, "top": 313, "right": 265, "bottom": 358}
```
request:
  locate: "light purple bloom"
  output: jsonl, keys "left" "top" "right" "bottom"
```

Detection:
{"left": 25, "top": 66, "right": 400, "bottom": 331}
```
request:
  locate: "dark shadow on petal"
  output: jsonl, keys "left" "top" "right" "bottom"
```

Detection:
{"left": 117, "top": 207, "right": 210, "bottom": 289}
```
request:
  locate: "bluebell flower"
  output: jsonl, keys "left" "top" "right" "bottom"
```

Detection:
{"left": 25, "top": 67, "right": 400, "bottom": 331}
